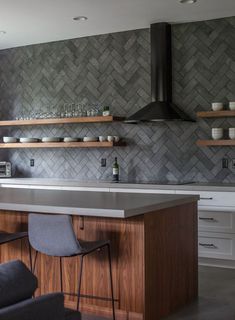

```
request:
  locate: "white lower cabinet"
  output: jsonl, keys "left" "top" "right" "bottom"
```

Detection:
{"left": 198, "top": 216, "right": 235, "bottom": 267}
{"left": 175, "top": 189, "right": 235, "bottom": 267}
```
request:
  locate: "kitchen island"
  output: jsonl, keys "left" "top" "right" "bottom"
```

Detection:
{"left": 0, "top": 188, "right": 199, "bottom": 320}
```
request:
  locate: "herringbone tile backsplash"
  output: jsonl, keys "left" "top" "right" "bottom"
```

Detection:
{"left": 0, "top": 17, "right": 235, "bottom": 182}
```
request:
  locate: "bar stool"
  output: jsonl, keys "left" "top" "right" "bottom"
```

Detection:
{"left": 28, "top": 214, "right": 115, "bottom": 320}
{"left": 0, "top": 231, "right": 32, "bottom": 271}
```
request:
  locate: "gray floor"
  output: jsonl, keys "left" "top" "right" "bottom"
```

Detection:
{"left": 82, "top": 266, "right": 235, "bottom": 320}
{"left": 165, "top": 266, "right": 235, "bottom": 320}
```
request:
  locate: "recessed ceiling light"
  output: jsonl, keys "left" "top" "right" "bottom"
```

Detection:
{"left": 73, "top": 16, "right": 88, "bottom": 21}
{"left": 0, "top": 31, "right": 6, "bottom": 35}
{"left": 180, "top": 0, "right": 197, "bottom": 3}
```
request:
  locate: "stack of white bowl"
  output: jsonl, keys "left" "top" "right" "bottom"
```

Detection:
{"left": 212, "top": 102, "right": 235, "bottom": 111}
{"left": 229, "top": 128, "right": 235, "bottom": 140}
{"left": 211, "top": 128, "right": 223, "bottom": 140}
{"left": 98, "top": 136, "right": 120, "bottom": 142}
{"left": 229, "top": 102, "right": 235, "bottom": 110}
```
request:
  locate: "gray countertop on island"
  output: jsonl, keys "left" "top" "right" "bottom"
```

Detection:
{"left": 0, "top": 187, "right": 199, "bottom": 218}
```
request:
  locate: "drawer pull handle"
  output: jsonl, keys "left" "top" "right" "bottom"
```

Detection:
{"left": 199, "top": 243, "right": 217, "bottom": 249}
{"left": 200, "top": 197, "right": 213, "bottom": 200}
{"left": 199, "top": 217, "right": 216, "bottom": 222}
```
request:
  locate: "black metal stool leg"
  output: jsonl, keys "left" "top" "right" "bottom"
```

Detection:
{"left": 33, "top": 250, "right": 38, "bottom": 274}
{"left": 77, "top": 255, "right": 84, "bottom": 311}
{"left": 107, "top": 244, "right": 116, "bottom": 320}
{"left": 59, "top": 257, "right": 63, "bottom": 293}
{"left": 31, "top": 250, "right": 38, "bottom": 298}
{"left": 27, "top": 238, "right": 33, "bottom": 272}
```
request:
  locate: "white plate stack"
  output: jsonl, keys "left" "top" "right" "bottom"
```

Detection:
{"left": 42, "top": 137, "right": 61, "bottom": 143}
{"left": 20, "top": 138, "right": 39, "bottom": 143}
{"left": 63, "top": 137, "right": 79, "bottom": 142}
{"left": 3, "top": 137, "right": 18, "bottom": 143}
{"left": 83, "top": 137, "right": 98, "bottom": 142}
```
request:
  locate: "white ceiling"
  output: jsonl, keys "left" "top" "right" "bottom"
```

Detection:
{"left": 0, "top": 0, "right": 234, "bottom": 50}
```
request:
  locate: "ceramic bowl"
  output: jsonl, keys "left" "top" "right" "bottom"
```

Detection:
{"left": 99, "top": 136, "right": 107, "bottom": 142}
{"left": 113, "top": 136, "right": 120, "bottom": 142}
{"left": 212, "top": 102, "right": 223, "bottom": 111}
{"left": 212, "top": 128, "right": 223, "bottom": 132}
{"left": 229, "top": 102, "right": 235, "bottom": 111}
{"left": 229, "top": 128, "right": 235, "bottom": 139}
{"left": 211, "top": 128, "right": 223, "bottom": 140}
{"left": 107, "top": 136, "right": 114, "bottom": 142}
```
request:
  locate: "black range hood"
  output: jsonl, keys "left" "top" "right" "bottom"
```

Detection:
{"left": 126, "top": 23, "right": 194, "bottom": 123}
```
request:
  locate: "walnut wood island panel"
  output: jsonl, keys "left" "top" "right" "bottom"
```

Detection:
{"left": 0, "top": 188, "right": 199, "bottom": 320}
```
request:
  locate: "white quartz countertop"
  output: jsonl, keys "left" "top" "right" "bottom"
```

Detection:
{"left": 0, "top": 187, "right": 198, "bottom": 218}
{"left": 1, "top": 178, "right": 235, "bottom": 192}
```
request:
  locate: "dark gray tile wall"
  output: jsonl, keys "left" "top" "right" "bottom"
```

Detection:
{"left": 0, "top": 17, "right": 235, "bottom": 182}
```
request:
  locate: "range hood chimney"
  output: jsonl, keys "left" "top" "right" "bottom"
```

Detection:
{"left": 126, "top": 23, "right": 194, "bottom": 123}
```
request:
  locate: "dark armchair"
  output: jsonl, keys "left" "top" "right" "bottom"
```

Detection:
{"left": 0, "top": 260, "right": 81, "bottom": 320}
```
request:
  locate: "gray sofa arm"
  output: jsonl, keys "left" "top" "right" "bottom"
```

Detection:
{"left": 0, "top": 293, "right": 64, "bottom": 320}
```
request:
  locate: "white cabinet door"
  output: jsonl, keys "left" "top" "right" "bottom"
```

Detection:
{"left": 109, "top": 188, "right": 175, "bottom": 194}
{"left": 198, "top": 232, "right": 235, "bottom": 260}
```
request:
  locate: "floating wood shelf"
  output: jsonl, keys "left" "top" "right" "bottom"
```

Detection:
{"left": 0, "top": 141, "right": 126, "bottom": 149}
{"left": 197, "top": 111, "right": 235, "bottom": 118}
{"left": 0, "top": 116, "right": 125, "bottom": 127}
{"left": 197, "top": 140, "right": 235, "bottom": 147}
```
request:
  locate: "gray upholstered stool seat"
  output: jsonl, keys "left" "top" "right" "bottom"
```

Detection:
{"left": 28, "top": 213, "right": 115, "bottom": 320}
{"left": 0, "top": 231, "right": 32, "bottom": 270}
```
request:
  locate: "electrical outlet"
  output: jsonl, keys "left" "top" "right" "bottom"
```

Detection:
{"left": 101, "top": 158, "right": 106, "bottom": 167}
{"left": 30, "top": 159, "right": 35, "bottom": 167}
{"left": 231, "top": 159, "right": 235, "bottom": 169}
{"left": 222, "top": 158, "right": 228, "bottom": 169}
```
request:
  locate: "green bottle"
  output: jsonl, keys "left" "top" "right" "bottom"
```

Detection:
{"left": 112, "top": 157, "right": 119, "bottom": 182}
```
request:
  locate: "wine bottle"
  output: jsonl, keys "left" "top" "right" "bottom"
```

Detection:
{"left": 112, "top": 157, "right": 119, "bottom": 182}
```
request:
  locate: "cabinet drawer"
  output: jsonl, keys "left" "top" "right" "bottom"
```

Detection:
{"left": 198, "top": 232, "right": 235, "bottom": 260}
{"left": 198, "top": 210, "right": 235, "bottom": 233}
{"left": 175, "top": 190, "right": 235, "bottom": 209}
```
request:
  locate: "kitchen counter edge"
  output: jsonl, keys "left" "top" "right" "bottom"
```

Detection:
{"left": 0, "top": 178, "right": 235, "bottom": 192}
